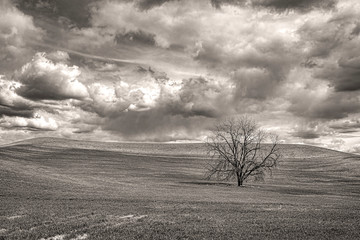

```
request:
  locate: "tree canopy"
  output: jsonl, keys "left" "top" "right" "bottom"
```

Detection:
{"left": 206, "top": 116, "right": 281, "bottom": 186}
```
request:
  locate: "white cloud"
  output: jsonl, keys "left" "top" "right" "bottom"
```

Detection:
{"left": 15, "top": 52, "right": 89, "bottom": 100}
{"left": 0, "top": 114, "right": 58, "bottom": 131}
{"left": 0, "top": 76, "right": 27, "bottom": 107}
{"left": 86, "top": 83, "right": 129, "bottom": 117}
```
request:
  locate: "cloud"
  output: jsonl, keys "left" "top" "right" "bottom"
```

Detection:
{"left": 136, "top": 0, "right": 177, "bottom": 10}
{"left": 298, "top": 2, "right": 360, "bottom": 91}
{"left": 73, "top": 67, "right": 231, "bottom": 141}
{"left": 79, "top": 83, "right": 130, "bottom": 118}
{"left": 89, "top": 0, "right": 210, "bottom": 49}
{"left": 193, "top": 30, "right": 299, "bottom": 100}
{"left": 181, "top": 5, "right": 302, "bottom": 101}
{"left": 100, "top": 75, "right": 231, "bottom": 141}
{"left": 102, "top": 108, "right": 214, "bottom": 141}
{"left": 349, "top": 145, "right": 360, "bottom": 154}
{"left": 0, "top": 75, "right": 75, "bottom": 120}
{"left": 284, "top": 63, "right": 360, "bottom": 121}
{"left": 0, "top": 106, "right": 34, "bottom": 118}
{"left": 231, "top": 67, "right": 283, "bottom": 100}
{"left": 0, "top": 76, "right": 36, "bottom": 117}
{"left": 0, "top": 71, "right": 83, "bottom": 133}
{"left": 292, "top": 130, "right": 320, "bottom": 139}
{"left": 15, "top": 52, "right": 89, "bottom": 100}
{"left": 0, "top": 0, "right": 358, "bottom": 152}
{"left": 134, "top": 0, "right": 337, "bottom": 12}
{"left": 290, "top": 120, "right": 335, "bottom": 140}
{"left": 298, "top": 16, "right": 342, "bottom": 59}
{"left": 249, "top": 0, "right": 337, "bottom": 12}
{"left": 46, "top": 50, "right": 71, "bottom": 63}
{"left": 0, "top": 115, "right": 58, "bottom": 131}
{"left": 115, "top": 30, "right": 157, "bottom": 47}
{"left": 211, "top": 0, "right": 337, "bottom": 11}
{"left": 15, "top": 0, "right": 97, "bottom": 28}
{"left": 329, "top": 119, "right": 360, "bottom": 133}
{"left": 174, "top": 77, "right": 230, "bottom": 118}
{"left": 289, "top": 91, "right": 360, "bottom": 120}
{"left": 318, "top": 56, "right": 360, "bottom": 92}
{"left": 351, "top": 22, "right": 360, "bottom": 36}
{"left": 0, "top": 0, "right": 43, "bottom": 73}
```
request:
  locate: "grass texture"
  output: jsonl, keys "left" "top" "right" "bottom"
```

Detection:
{"left": 1, "top": 137, "right": 359, "bottom": 239}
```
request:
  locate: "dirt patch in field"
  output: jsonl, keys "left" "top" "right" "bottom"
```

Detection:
{"left": 39, "top": 233, "right": 89, "bottom": 240}
{"left": 7, "top": 215, "right": 24, "bottom": 220}
{"left": 39, "top": 234, "right": 66, "bottom": 240}
{"left": 72, "top": 233, "right": 88, "bottom": 240}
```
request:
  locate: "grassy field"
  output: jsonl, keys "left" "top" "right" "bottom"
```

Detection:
{"left": 1, "top": 137, "right": 359, "bottom": 239}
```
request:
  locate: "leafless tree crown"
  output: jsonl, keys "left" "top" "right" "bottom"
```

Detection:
{"left": 206, "top": 116, "right": 280, "bottom": 186}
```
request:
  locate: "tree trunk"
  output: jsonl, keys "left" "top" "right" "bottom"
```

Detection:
{"left": 237, "top": 174, "right": 243, "bottom": 186}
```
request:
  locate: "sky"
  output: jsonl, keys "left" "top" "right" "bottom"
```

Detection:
{"left": 0, "top": 0, "right": 360, "bottom": 153}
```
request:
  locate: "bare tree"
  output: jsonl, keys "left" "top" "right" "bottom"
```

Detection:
{"left": 205, "top": 116, "right": 280, "bottom": 186}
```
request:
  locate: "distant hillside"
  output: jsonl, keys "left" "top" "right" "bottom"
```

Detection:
{"left": 2, "top": 137, "right": 359, "bottom": 188}
{"left": 1, "top": 137, "right": 354, "bottom": 159}
{"left": 1, "top": 137, "right": 359, "bottom": 193}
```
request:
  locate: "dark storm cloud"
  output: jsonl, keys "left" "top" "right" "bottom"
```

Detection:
{"left": 194, "top": 37, "right": 298, "bottom": 100}
{"left": 292, "top": 130, "right": 320, "bottom": 139}
{"left": 0, "top": 124, "right": 55, "bottom": 132}
{"left": 136, "top": 0, "right": 177, "bottom": 10}
{"left": 298, "top": 21, "right": 342, "bottom": 59}
{"left": 249, "top": 0, "right": 337, "bottom": 11}
{"left": 115, "top": 30, "right": 156, "bottom": 46}
{"left": 193, "top": 43, "right": 224, "bottom": 68}
{"left": 0, "top": 93, "right": 33, "bottom": 114}
{"left": 0, "top": 77, "right": 39, "bottom": 118}
{"left": 298, "top": 7, "right": 360, "bottom": 92}
{"left": 210, "top": 0, "right": 336, "bottom": 11}
{"left": 351, "top": 22, "right": 360, "bottom": 36}
{"left": 102, "top": 108, "right": 214, "bottom": 141}
{"left": 137, "top": 0, "right": 337, "bottom": 11}
{"left": 318, "top": 57, "right": 360, "bottom": 92}
{"left": 174, "top": 77, "right": 228, "bottom": 118}
{"left": 15, "top": 0, "right": 97, "bottom": 28}
{"left": 288, "top": 92, "right": 360, "bottom": 120}
{"left": 0, "top": 105, "right": 34, "bottom": 118}
{"left": 329, "top": 120, "right": 360, "bottom": 133}
{"left": 232, "top": 68, "right": 282, "bottom": 100}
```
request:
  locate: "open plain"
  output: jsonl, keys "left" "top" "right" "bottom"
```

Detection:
{"left": 1, "top": 137, "right": 360, "bottom": 239}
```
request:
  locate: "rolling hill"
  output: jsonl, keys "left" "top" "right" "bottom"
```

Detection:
{"left": 1, "top": 137, "right": 359, "bottom": 239}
